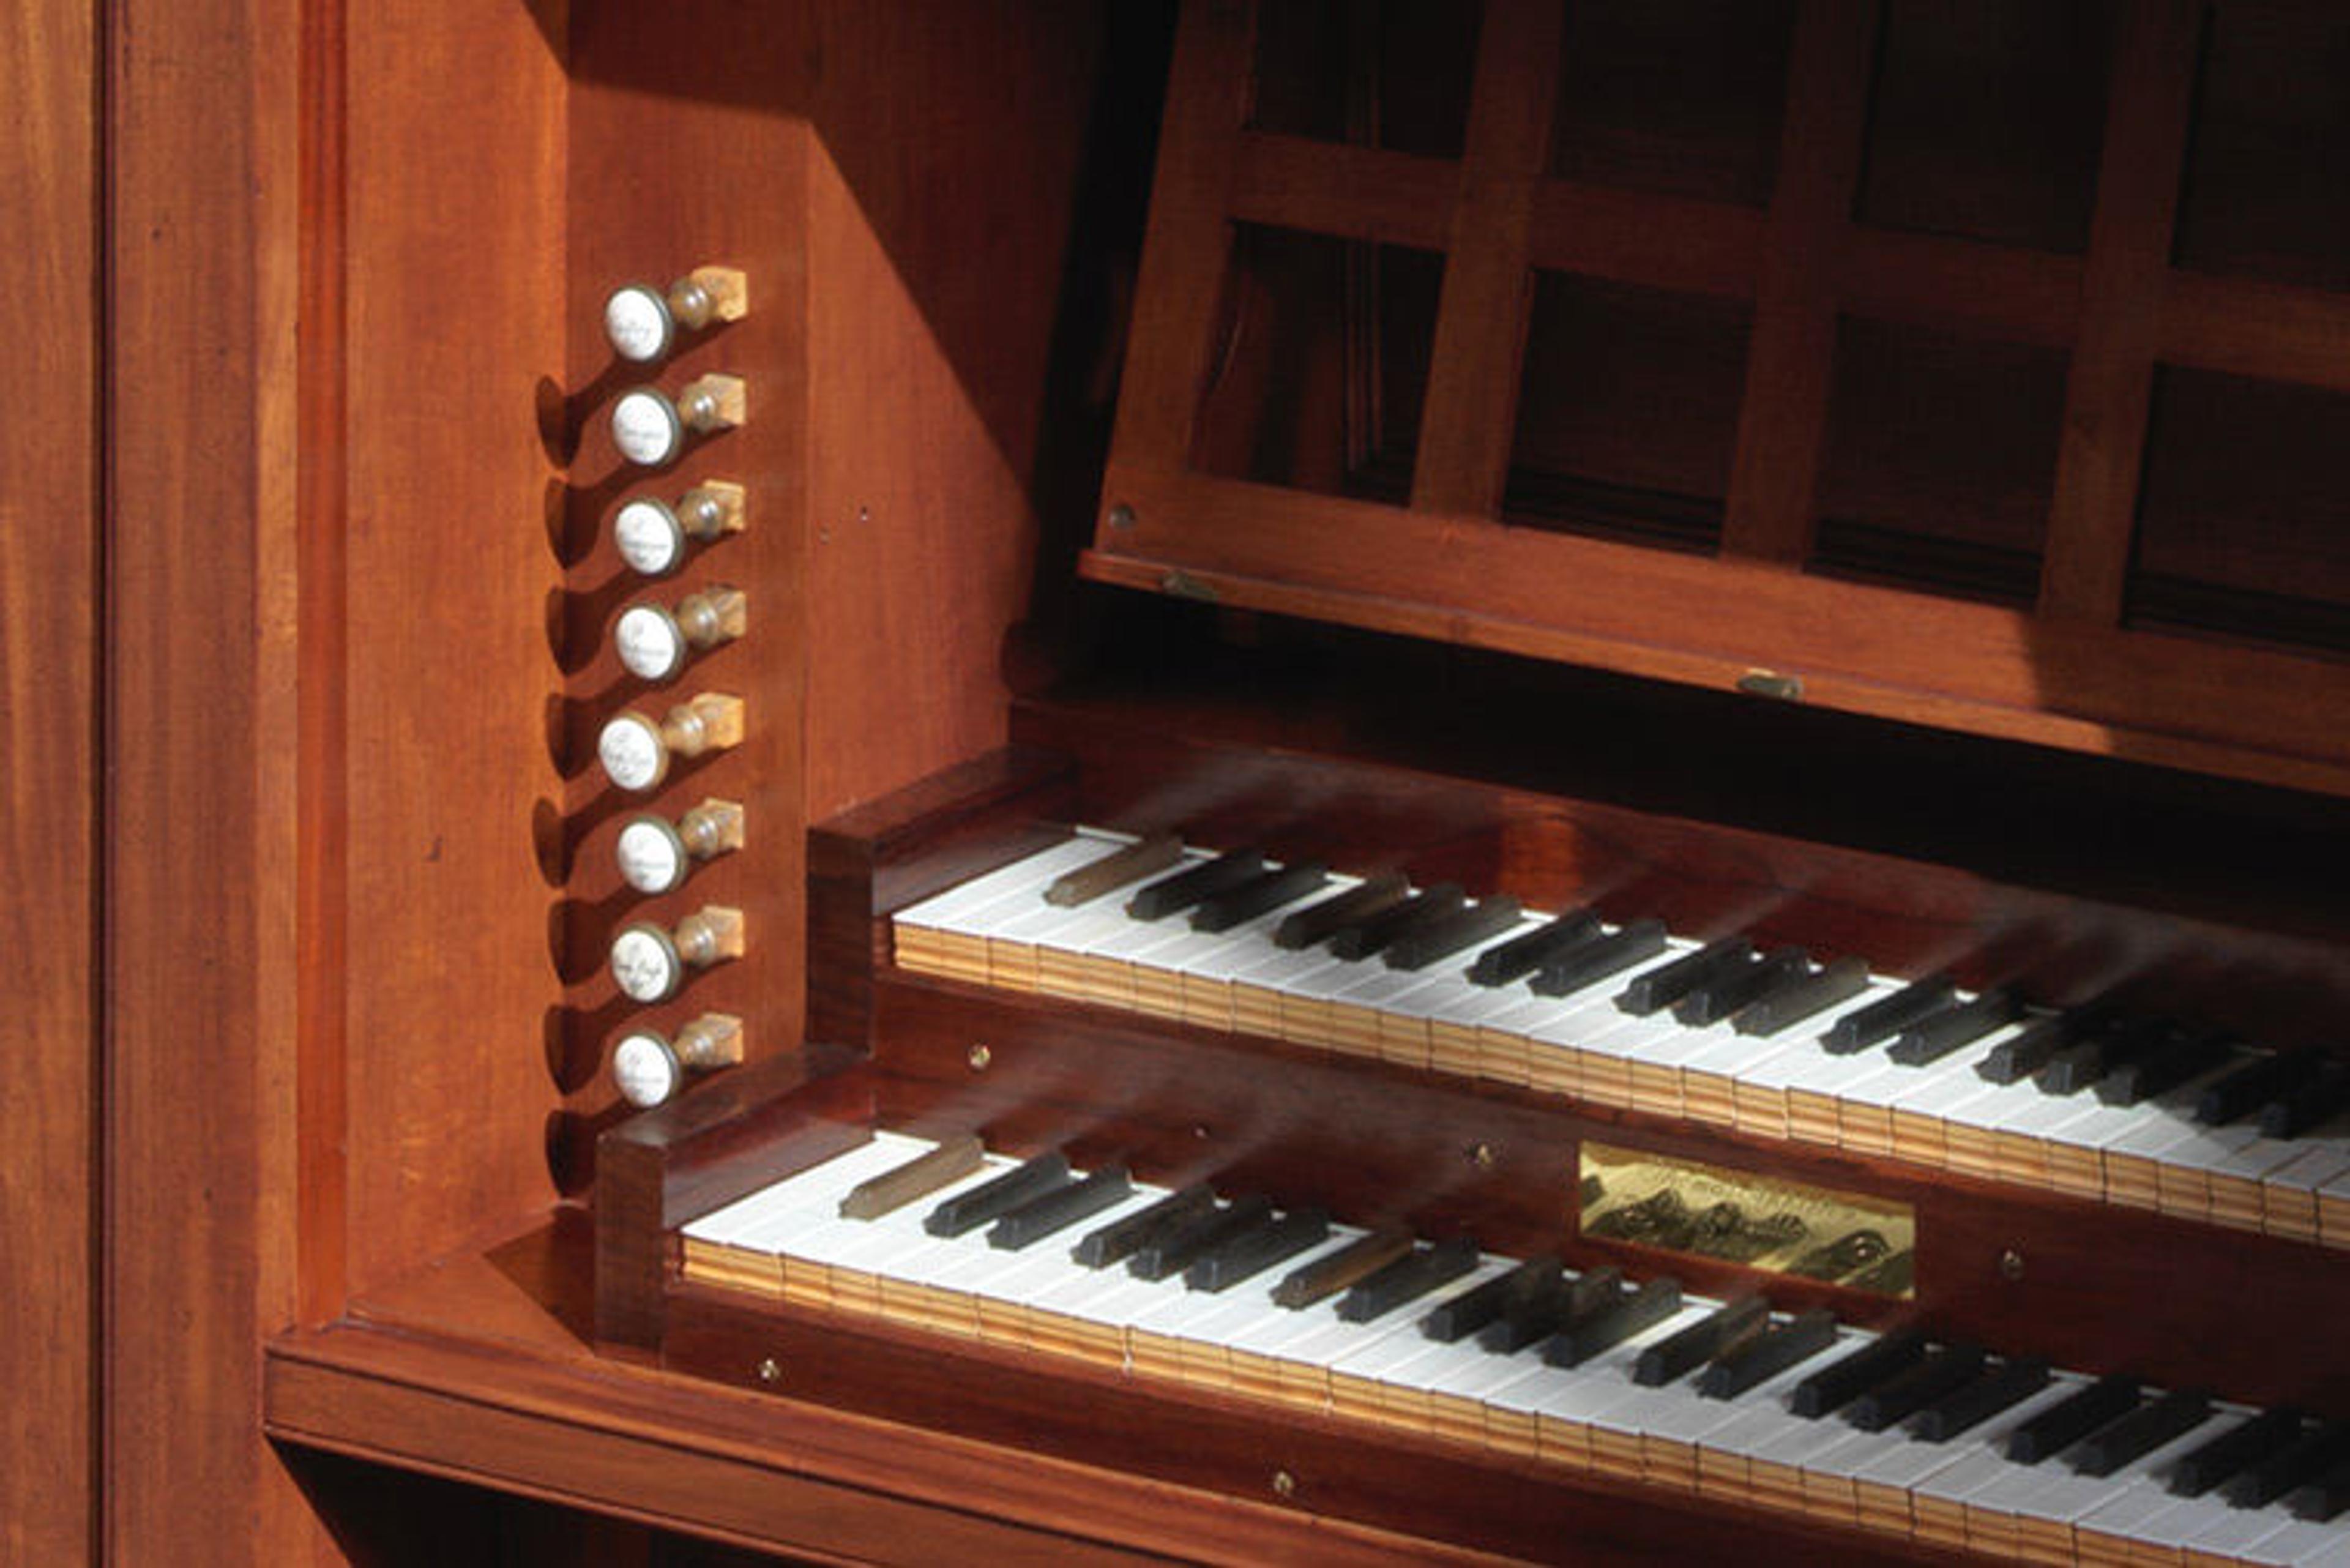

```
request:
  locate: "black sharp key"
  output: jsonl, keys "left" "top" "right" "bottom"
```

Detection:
{"left": 1128, "top": 1194, "right": 1275, "bottom": 1281}
{"left": 1336, "top": 1236, "right": 1479, "bottom": 1323}
{"left": 2007, "top": 1375, "right": 2141, "bottom": 1465}
{"left": 2070, "top": 1389, "right": 2210, "bottom": 1477}
{"left": 1634, "top": 1295, "right": 1767, "bottom": 1386}
{"left": 2039, "top": 1017, "right": 2177, "bottom": 1096}
{"left": 1698, "top": 1309, "right": 1838, "bottom": 1400}
{"left": 1326, "top": 883, "right": 1465, "bottom": 961}
{"left": 1821, "top": 976, "right": 1956, "bottom": 1055}
{"left": 2173, "top": 1406, "right": 2308, "bottom": 1497}
{"left": 1072, "top": 1182, "right": 1215, "bottom": 1268}
{"left": 2034, "top": 1015, "right": 2161, "bottom": 1094}
{"left": 1847, "top": 1344, "right": 1986, "bottom": 1432}
{"left": 923, "top": 1151, "right": 1074, "bottom": 1238}
{"left": 1791, "top": 1327, "right": 1929, "bottom": 1419}
{"left": 1482, "top": 1265, "right": 1616, "bottom": 1354}
{"left": 1977, "top": 1011, "right": 2075, "bottom": 1084}
{"left": 1271, "top": 873, "right": 1410, "bottom": 950}
{"left": 1617, "top": 938, "right": 1755, "bottom": 1017}
{"left": 1184, "top": 1206, "right": 1330, "bottom": 1292}
{"left": 1543, "top": 1277, "right": 1681, "bottom": 1368}
{"left": 2100, "top": 1028, "right": 2232, "bottom": 1107}
{"left": 1421, "top": 1255, "right": 1562, "bottom": 1343}
{"left": 2198, "top": 1050, "right": 2321, "bottom": 1127}
{"left": 1676, "top": 949, "right": 1811, "bottom": 1029}
{"left": 1887, "top": 990, "right": 2023, "bottom": 1067}
{"left": 1189, "top": 861, "right": 1329, "bottom": 933}
{"left": 2225, "top": 1420, "right": 2350, "bottom": 1509}
{"left": 2262, "top": 1061, "right": 2350, "bottom": 1139}
{"left": 1468, "top": 909, "right": 1601, "bottom": 986}
{"left": 1734, "top": 955, "right": 1868, "bottom": 1037}
{"left": 1125, "top": 848, "right": 1266, "bottom": 920}
{"left": 1529, "top": 919, "right": 1668, "bottom": 998}
{"left": 1270, "top": 1226, "right": 1413, "bottom": 1309}
{"left": 2289, "top": 1449, "right": 2350, "bottom": 1522}
{"left": 1908, "top": 1357, "right": 2050, "bottom": 1443}
{"left": 1385, "top": 896, "right": 1525, "bottom": 971}
{"left": 987, "top": 1163, "right": 1132, "bottom": 1250}
{"left": 1842, "top": 1248, "right": 1916, "bottom": 1296}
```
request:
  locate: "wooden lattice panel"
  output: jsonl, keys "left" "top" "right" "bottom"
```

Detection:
{"left": 1087, "top": 0, "right": 2350, "bottom": 795}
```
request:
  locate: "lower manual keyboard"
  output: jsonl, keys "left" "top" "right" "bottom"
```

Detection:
{"left": 681, "top": 1132, "right": 2350, "bottom": 1568}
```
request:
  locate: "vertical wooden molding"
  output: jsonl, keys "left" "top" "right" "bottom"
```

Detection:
{"left": 1407, "top": 0, "right": 1563, "bottom": 518}
{"left": 103, "top": 0, "right": 315, "bottom": 1556}
{"left": 1102, "top": 0, "right": 1255, "bottom": 488}
{"left": 1720, "top": 0, "right": 1881, "bottom": 564}
{"left": 294, "top": 0, "right": 349, "bottom": 1331}
{"left": 1, "top": 0, "right": 100, "bottom": 1559}
{"left": 2038, "top": 1, "right": 2203, "bottom": 625}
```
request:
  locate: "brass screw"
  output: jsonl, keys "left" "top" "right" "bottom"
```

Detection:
{"left": 967, "top": 1042, "right": 992, "bottom": 1072}
{"left": 1271, "top": 1470, "right": 1297, "bottom": 1500}
{"left": 1999, "top": 1249, "right": 2026, "bottom": 1282}
{"left": 756, "top": 1357, "right": 782, "bottom": 1385}
{"left": 1106, "top": 502, "right": 1137, "bottom": 531}
{"left": 1468, "top": 1141, "right": 1497, "bottom": 1170}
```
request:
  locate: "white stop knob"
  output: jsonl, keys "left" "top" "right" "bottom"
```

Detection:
{"left": 603, "top": 283, "right": 676, "bottom": 364}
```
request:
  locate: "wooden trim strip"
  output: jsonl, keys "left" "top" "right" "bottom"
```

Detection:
{"left": 2039, "top": 0, "right": 2204, "bottom": 625}
{"left": 1086, "top": 463, "right": 2350, "bottom": 796}
{"left": 1526, "top": 180, "right": 1764, "bottom": 301}
{"left": 1102, "top": 0, "right": 1255, "bottom": 481}
{"left": 1838, "top": 230, "right": 2083, "bottom": 348}
{"left": 1227, "top": 132, "right": 1455, "bottom": 252}
{"left": 1408, "top": 0, "right": 1564, "bottom": 517}
{"left": 1719, "top": 0, "right": 1881, "bottom": 564}
{"left": 2161, "top": 271, "right": 2350, "bottom": 395}
{"left": 266, "top": 1321, "right": 1467, "bottom": 1567}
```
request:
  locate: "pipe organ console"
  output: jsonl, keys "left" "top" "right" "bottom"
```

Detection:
{"left": 255, "top": 2, "right": 2350, "bottom": 1562}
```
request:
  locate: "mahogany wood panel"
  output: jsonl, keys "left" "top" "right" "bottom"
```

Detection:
{"left": 338, "top": 0, "right": 568, "bottom": 1301}
{"left": 801, "top": 0, "right": 1109, "bottom": 822}
{"left": 1082, "top": 466, "right": 2350, "bottom": 796}
{"left": 103, "top": 0, "right": 321, "bottom": 1558}
{"left": 2039, "top": 1, "right": 2202, "bottom": 627}
{"left": 561, "top": 0, "right": 814, "bottom": 1197}
{"left": 0, "top": 1, "right": 96, "bottom": 1558}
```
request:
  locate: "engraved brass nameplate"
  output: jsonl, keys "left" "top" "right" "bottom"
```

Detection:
{"left": 1578, "top": 1142, "right": 1917, "bottom": 1298}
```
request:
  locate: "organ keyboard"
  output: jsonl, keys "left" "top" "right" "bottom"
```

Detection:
{"left": 681, "top": 1131, "right": 2350, "bottom": 1566}
{"left": 594, "top": 727, "right": 2350, "bottom": 1565}
{"left": 892, "top": 831, "right": 2350, "bottom": 1245}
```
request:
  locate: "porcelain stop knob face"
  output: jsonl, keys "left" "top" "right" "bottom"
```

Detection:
{"left": 608, "top": 923, "right": 685, "bottom": 1003}
{"left": 614, "top": 815, "right": 691, "bottom": 894}
{"left": 614, "top": 603, "right": 690, "bottom": 682}
{"left": 597, "top": 711, "right": 670, "bottom": 792}
{"left": 611, "top": 387, "right": 686, "bottom": 467}
{"left": 611, "top": 1028, "right": 684, "bottom": 1107}
{"left": 603, "top": 283, "right": 676, "bottom": 364}
{"left": 613, "top": 498, "right": 688, "bottom": 577}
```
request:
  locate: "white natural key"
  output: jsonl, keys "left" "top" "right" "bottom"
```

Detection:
{"left": 608, "top": 906, "right": 745, "bottom": 1004}
{"left": 616, "top": 799, "right": 745, "bottom": 895}
{"left": 613, "top": 584, "right": 747, "bottom": 682}
{"left": 610, "top": 374, "right": 747, "bottom": 467}
{"left": 611, "top": 1012, "right": 745, "bottom": 1107}
{"left": 612, "top": 481, "right": 745, "bottom": 578}
{"left": 597, "top": 693, "right": 745, "bottom": 793}
{"left": 602, "top": 266, "right": 748, "bottom": 364}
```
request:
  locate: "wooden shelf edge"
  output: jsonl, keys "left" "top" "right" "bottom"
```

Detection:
{"left": 1076, "top": 539, "right": 2350, "bottom": 801}
{"left": 262, "top": 1312, "right": 1481, "bottom": 1566}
